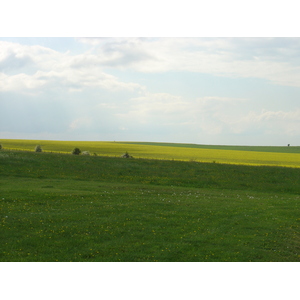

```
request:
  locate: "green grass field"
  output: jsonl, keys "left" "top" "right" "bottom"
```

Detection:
{"left": 1, "top": 141, "right": 300, "bottom": 261}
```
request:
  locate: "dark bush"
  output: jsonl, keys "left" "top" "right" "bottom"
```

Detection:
{"left": 72, "top": 148, "right": 81, "bottom": 155}
{"left": 121, "top": 151, "right": 133, "bottom": 158}
{"left": 35, "top": 145, "right": 42, "bottom": 153}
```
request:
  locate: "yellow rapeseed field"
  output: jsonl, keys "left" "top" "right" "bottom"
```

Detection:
{"left": 1, "top": 139, "right": 300, "bottom": 168}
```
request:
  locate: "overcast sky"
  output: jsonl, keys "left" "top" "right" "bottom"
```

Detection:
{"left": 1, "top": 36, "right": 300, "bottom": 146}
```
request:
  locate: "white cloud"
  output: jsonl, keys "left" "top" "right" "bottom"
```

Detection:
{"left": 76, "top": 37, "right": 300, "bottom": 87}
{"left": 0, "top": 72, "right": 45, "bottom": 91}
{"left": 3, "top": 38, "right": 300, "bottom": 94}
{"left": 116, "top": 93, "right": 188, "bottom": 127}
{"left": 115, "top": 93, "right": 300, "bottom": 143}
{"left": 115, "top": 94, "right": 247, "bottom": 138}
{"left": 238, "top": 109, "right": 300, "bottom": 136}
{"left": 69, "top": 117, "right": 92, "bottom": 130}
{"left": 0, "top": 41, "right": 145, "bottom": 93}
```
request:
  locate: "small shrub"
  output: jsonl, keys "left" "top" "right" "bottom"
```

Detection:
{"left": 35, "top": 145, "right": 42, "bottom": 153}
{"left": 0, "top": 144, "right": 2, "bottom": 150}
{"left": 72, "top": 148, "right": 81, "bottom": 155}
{"left": 121, "top": 151, "right": 133, "bottom": 158}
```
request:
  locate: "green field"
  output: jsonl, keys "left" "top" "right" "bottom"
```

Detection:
{"left": 1, "top": 141, "right": 300, "bottom": 261}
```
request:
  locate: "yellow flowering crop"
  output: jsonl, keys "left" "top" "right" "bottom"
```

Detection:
{"left": 1, "top": 139, "right": 300, "bottom": 168}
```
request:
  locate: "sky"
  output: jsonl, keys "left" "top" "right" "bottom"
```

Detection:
{"left": 1, "top": 36, "right": 300, "bottom": 146}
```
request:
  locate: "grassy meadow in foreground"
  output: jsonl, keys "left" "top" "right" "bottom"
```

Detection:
{"left": 1, "top": 139, "right": 300, "bottom": 167}
{"left": 1, "top": 148, "right": 300, "bottom": 261}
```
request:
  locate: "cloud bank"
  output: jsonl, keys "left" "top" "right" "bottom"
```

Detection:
{"left": 77, "top": 37, "right": 300, "bottom": 87}
{"left": 1, "top": 38, "right": 300, "bottom": 145}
